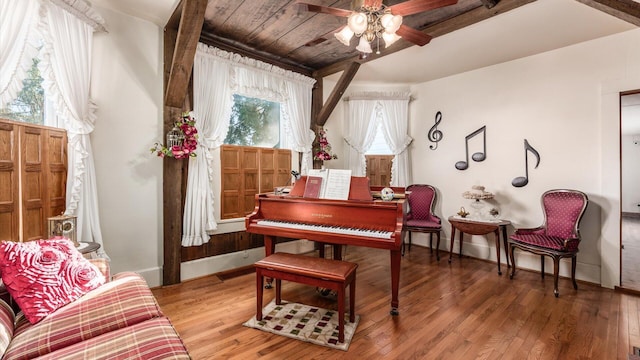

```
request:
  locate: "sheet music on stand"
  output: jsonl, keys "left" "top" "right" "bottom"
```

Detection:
{"left": 307, "top": 169, "right": 352, "bottom": 200}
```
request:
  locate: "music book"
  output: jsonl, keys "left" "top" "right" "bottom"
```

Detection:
{"left": 307, "top": 169, "right": 352, "bottom": 200}
{"left": 303, "top": 176, "right": 323, "bottom": 198}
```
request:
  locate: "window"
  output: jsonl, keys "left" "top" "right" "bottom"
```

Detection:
{"left": 0, "top": 58, "right": 45, "bottom": 125}
{"left": 225, "top": 95, "right": 281, "bottom": 148}
{"left": 220, "top": 95, "right": 291, "bottom": 219}
{"left": 366, "top": 122, "right": 392, "bottom": 155}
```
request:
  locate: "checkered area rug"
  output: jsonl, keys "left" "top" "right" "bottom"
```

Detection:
{"left": 243, "top": 300, "right": 359, "bottom": 351}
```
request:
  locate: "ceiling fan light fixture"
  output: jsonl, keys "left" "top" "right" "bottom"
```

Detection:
{"left": 334, "top": 26, "right": 354, "bottom": 46}
{"left": 385, "top": 14, "right": 402, "bottom": 34}
{"left": 347, "top": 12, "right": 368, "bottom": 34}
{"left": 356, "top": 36, "right": 373, "bottom": 53}
{"left": 382, "top": 32, "right": 401, "bottom": 47}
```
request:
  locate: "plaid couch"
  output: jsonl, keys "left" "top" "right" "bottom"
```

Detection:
{"left": 0, "top": 260, "right": 190, "bottom": 359}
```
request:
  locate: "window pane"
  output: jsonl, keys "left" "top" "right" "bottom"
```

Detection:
{"left": 0, "top": 58, "right": 45, "bottom": 125}
{"left": 225, "top": 94, "right": 280, "bottom": 148}
{"left": 366, "top": 123, "right": 392, "bottom": 155}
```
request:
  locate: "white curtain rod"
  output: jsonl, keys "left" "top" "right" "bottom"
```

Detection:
{"left": 342, "top": 91, "right": 413, "bottom": 101}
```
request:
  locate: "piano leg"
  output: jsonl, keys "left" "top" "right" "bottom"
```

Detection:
{"left": 390, "top": 249, "right": 401, "bottom": 315}
{"left": 263, "top": 236, "right": 276, "bottom": 289}
{"left": 333, "top": 244, "right": 342, "bottom": 260}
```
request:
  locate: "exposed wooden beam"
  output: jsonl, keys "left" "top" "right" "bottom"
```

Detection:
{"left": 314, "top": 62, "right": 360, "bottom": 127}
{"left": 314, "top": 0, "right": 536, "bottom": 78}
{"left": 164, "top": 0, "right": 207, "bottom": 107}
{"left": 575, "top": 0, "right": 640, "bottom": 26}
{"left": 199, "top": 32, "right": 314, "bottom": 77}
{"left": 162, "top": 0, "right": 204, "bottom": 286}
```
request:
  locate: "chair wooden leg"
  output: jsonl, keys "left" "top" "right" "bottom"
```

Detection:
{"left": 553, "top": 257, "right": 560, "bottom": 298}
{"left": 428, "top": 233, "right": 433, "bottom": 253}
{"left": 408, "top": 231, "right": 413, "bottom": 252}
{"left": 540, "top": 256, "right": 545, "bottom": 279}
{"left": 435, "top": 232, "right": 440, "bottom": 261}
{"left": 509, "top": 243, "right": 516, "bottom": 279}
{"left": 571, "top": 255, "right": 578, "bottom": 290}
{"left": 402, "top": 231, "right": 407, "bottom": 256}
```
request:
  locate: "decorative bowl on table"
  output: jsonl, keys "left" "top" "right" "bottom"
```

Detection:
{"left": 380, "top": 187, "right": 395, "bottom": 201}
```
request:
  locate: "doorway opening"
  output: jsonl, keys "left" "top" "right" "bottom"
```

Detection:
{"left": 620, "top": 90, "right": 640, "bottom": 292}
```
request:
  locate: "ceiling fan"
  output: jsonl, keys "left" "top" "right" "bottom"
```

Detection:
{"left": 297, "top": 0, "right": 459, "bottom": 54}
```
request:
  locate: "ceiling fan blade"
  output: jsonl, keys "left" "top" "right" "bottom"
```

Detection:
{"left": 362, "top": 0, "right": 383, "bottom": 9}
{"left": 296, "top": 1, "right": 352, "bottom": 17}
{"left": 395, "top": 24, "right": 432, "bottom": 46}
{"left": 389, "top": 0, "right": 458, "bottom": 16}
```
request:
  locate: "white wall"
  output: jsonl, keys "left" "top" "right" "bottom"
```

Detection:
{"left": 323, "top": 29, "right": 640, "bottom": 288}
{"left": 91, "top": 6, "right": 165, "bottom": 286}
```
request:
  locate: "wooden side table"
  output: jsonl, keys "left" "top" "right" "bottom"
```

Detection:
{"left": 77, "top": 242, "right": 100, "bottom": 256}
{"left": 447, "top": 216, "right": 510, "bottom": 275}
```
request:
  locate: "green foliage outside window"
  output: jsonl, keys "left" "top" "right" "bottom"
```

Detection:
{"left": 224, "top": 94, "right": 280, "bottom": 148}
{"left": 0, "top": 58, "right": 45, "bottom": 125}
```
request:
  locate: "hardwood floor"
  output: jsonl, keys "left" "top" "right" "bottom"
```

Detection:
{"left": 622, "top": 215, "right": 640, "bottom": 292}
{"left": 152, "top": 245, "right": 640, "bottom": 359}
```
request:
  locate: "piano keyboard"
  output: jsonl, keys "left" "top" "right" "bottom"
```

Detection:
{"left": 256, "top": 220, "right": 393, "bottom": 239}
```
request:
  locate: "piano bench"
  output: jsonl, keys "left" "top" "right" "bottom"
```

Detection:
{"left": 254, "top": 252, "right": 357, "bottom": 343}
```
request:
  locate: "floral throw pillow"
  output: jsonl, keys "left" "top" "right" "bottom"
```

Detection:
{"left": 0, "top": 238, "right": 105, "bottom": 324}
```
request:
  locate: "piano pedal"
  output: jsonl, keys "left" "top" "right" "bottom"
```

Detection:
{"left": 316, "top": 287, "right": 338, "bottom": 300}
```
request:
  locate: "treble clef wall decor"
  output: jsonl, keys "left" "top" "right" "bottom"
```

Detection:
{"left": 428, "top": 111, "right": 443, "bottom": 150}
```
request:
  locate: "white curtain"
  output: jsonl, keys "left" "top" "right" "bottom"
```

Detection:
{"left": 344, "top": 100, "right": 378, "bottom": 176}
{"left": 183, "top": 43, "right": 315, "bottom": 246}
{"left": 182, "top": 44, "right": 234, "bottom": 247}
{"left": 283, "top": 79, "right": 315, "bottom": 175}
{"left": 344, "top": 92, "right": 412, "bottom": 185}
{"left": 379, "top": 99, "right": 413, "bottom": 186}
{"left": 0, "top": 0, "right": 40, "bottom": 107}
{"left": 38, "top": 1, "right": 107, "bottom": 256}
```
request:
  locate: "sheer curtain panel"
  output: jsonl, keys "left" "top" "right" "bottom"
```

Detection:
{"left": 344, "top": 99, "right": 378, "bottom": 176}
{"left": 38, "top": 0, "right": 107, "bottom": 256}
{"left": 182, "top": 44, "right": 234, "bottom": 247}
{"left": 0, "top": 0, "right": 40, "bottom": 107}
{"left": 379, "top": 97, "right": 412, "bottom": 186}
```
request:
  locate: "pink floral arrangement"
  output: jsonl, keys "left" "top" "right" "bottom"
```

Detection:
{"left": 151, "top": 112, "right": 198, "bottom": 159}
{"left": 313, "top": 129, "right": 338, "bottom": 161}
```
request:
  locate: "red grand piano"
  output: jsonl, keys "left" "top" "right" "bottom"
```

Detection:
{"left": 245, "top": 176, "right": 406, "bottom": 315}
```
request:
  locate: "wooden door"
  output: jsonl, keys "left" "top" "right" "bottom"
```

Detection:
{"left": 221, "top": 145, "right": 242, "bottom": 219}
{"left": 366, "top": 155, "right": 394, "bottom": 187}
{"left": 0, "top": 119, "right": 67, "bottom": 242}
{"left": 46, "top": 129, "right": 67, "bottom": 221}
{"left": 0, "top": 122, "right": 19, "bottom": 242}
{"left": 21, "top": 126, "right": 47, "bottom": 241}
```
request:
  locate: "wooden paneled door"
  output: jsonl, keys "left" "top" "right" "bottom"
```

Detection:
{"left": 0, "top": 119, "right": 67, "bottom": 242}
{"left": 366, "top": 155, "right": 394, "bottom": 187}
{"left": 0, "top": 122, "right": 19, "bottom": 242}
{"left": 221, "top": 145, "right": 291, "bottom": 220}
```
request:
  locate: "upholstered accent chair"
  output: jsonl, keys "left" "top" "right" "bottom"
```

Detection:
{"left": 403, "top": 184, "right": 442, "bottom": 260}
{"left": 508, "top": 189, "right": 589, "bottom": 297}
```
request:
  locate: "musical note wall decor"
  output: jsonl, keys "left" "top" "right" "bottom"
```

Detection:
{"left": 455, "top": 126, "right": 487, "bottom": 170}
{"left": 428, "top": 111, "right": 443, "bottom": 150}
{"left": 512, "top": 139, "right": 541, "bottom": 187}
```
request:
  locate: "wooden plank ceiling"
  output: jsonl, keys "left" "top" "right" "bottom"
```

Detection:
{"left": 197, "top": 0, "right": 524, "bottom": 76}
{"left": 189, "top": 0, "right": 639, "bottom": 77}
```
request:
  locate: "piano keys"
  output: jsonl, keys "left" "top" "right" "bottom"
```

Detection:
{"left": 246, "top": 178, "right": 406, "bottom": 315}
